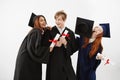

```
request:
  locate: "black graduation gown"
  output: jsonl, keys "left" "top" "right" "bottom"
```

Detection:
{"left": 46, "top": 26, "right": 77, "bottom": 80}
{"left": 76, "top": 36, "right": 102, "bottom": 80}
{"left": 14, "top": 28, "right": 50, "bottom": 80}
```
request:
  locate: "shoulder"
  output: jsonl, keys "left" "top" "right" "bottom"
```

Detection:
{"left": 65, "top": 27, "right": 74, "bottom": 34}
{"left": 28, "top": 28, "right": 42, "bottom": 37}
{"left": 30, "top": 28, "right": 42, "bottom": 34}
{"left": 51, "top": 26, "right": 57, "bottom": 30}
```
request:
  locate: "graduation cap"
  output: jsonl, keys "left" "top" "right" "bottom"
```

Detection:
{"left": 28, "top": 13, "right": 37, "bottom": 27}
{"left": 99, "top": 23, "right": 111, "bottom": 38}
{"left": 75, "top": 17, "right": 94, "bottom": 38}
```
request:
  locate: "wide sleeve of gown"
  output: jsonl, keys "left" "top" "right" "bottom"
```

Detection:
{"left": 64, "top": 29, "right": 79, "bottom": 57}
{"left": 26, "top": 29, "right": 50, "bottom": 63}
{"left": 93, "top": 45, "right": 103, "bottom": 70}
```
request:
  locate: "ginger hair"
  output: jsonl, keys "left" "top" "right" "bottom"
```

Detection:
{"left": 82, "top": 33, "right": 103, "bottom": 58}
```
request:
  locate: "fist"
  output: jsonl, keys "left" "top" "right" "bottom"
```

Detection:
{"left": 59, "top": 37, "right": 67, "bottom": 46}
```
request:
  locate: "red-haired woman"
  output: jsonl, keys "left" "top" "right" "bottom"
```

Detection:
{"left": 76, "top": 26, "right": 104, "bottom": 80}
{"left": 14, "top": 13, "right": 52, "bottom": 80}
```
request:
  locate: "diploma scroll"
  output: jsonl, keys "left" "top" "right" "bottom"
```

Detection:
{"left": 50, "top": 33, "right": 60, "bottom": 48}
{"left": 49, "top": 30, "right": 69, "bottom": 48}
{"left": 61, "top": 30, "right": 69, "bottom": 38}
{"left": 96, "top": 53, "right": 110, "bottom": 65}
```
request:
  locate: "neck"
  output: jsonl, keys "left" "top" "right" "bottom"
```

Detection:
{"left": 59, "top": 26, "right": 64, "bottom": 29}
{"left": 89, "top": 38, "right": 96, "bottom": 43}
{"left": 91, "top": 34, "right": 96, "bottom": 39}
{"left": 57, "top": 26, "right": 64, "bottom": 29}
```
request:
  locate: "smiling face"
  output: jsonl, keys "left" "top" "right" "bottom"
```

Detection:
{"left": 34, "top": 15, "right": 47, "bottom": 30}
{"left": 54, "top": 10, "right": 67, "bottom": 29}
{"left": 92, "top": 26, "right": 103, "bottom": 38}
{"left": 38, "top": 16, "right": 47, "bottom": 28}
{"left": 55, "top": 15, "right": 65, "bottom": 29}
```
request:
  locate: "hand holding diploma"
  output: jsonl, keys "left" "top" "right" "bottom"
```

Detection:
{"left": 60, "top": 30, "right": 69, "bottom": 46}
{"left": 49, "top": 34, "right": 60, "bottom": 52}
{"left": 96, "top": 53, "right": 111, "bottom": 65}
{"left": 49, "top": 30, "right": 69, "bottom": 49}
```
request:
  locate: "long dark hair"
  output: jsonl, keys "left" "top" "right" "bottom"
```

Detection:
{"left": 34, "top": 15, "right": 47, "bottom": 30}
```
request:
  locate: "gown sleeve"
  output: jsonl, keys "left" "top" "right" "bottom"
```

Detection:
{"left": 93, "top": 45, "right": 102, "bottom": 70}
{"left": 65, "top": 30, "right": 79, "bottom": 56}
{"left": 26, "top": 29, "right": 50, "bottom": 63}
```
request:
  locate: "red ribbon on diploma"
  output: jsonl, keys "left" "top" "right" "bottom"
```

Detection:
{"left": 62, "top": 33, "right": 70, "bottom": 39}
{"left": 104, "top": 59, "right": 110, "bottom": 65}
{"left": 62, "top": 33, "right": 69, "bottom": 37}
{"left": 49, "top": 39, "right": 57, "bottom": 43}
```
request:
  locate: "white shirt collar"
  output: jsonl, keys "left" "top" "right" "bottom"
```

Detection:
{"left": 56, "top": 26, "right": 65, "bottom": 34}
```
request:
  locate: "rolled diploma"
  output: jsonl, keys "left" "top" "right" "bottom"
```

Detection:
{"left": 50, "top": 33, "right": 60, "bottom": 48}
{"left": 96, "top": 53, "right": 110, "bottom": 65}
{"left": 61, "top": 30, "right": 69, "bottom": 38}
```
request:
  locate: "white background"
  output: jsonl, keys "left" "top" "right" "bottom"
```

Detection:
{"left": 0, "top": 0, "right": 120, "bottom": 80}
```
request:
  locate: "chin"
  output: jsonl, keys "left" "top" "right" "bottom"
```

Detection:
{"left": 57, "top": 26, "right": 61, "bottom": 28}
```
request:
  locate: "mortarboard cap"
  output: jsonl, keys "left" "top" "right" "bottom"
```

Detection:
{"left": 75, "top": 17, "right": 94, "bottom": 38}
{"left": 28, "top": 13, "right": 37, "bottom": 27}
{"left": 99, "top": 23, "right": 111, "bottom": 38}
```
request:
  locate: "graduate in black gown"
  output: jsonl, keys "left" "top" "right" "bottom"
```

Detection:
{"left": 14, "top": 13, "right": 52, "bottom": 80}
{"left": 46, "top": 10, "right": 77, "bottom": 80}
{"left": 75, "top": 17, "right": 111, "bottom": 80}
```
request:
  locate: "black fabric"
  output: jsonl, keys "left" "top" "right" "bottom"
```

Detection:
{"left": 76, "top": 36, "right": 102, "bottom": 80}
{"left": 28, "top": 13, "right": 36, "bottom": 27}
{"left": 14, "top": 28, "right": 50, "bottom": 80}
{"left": 46, "top": 26, "right": 77, "bottom": 80}
{"left": 75, "top": 17, "right": 94, "bottom": 38}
